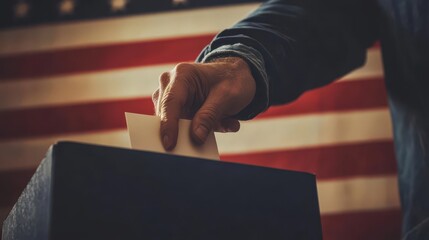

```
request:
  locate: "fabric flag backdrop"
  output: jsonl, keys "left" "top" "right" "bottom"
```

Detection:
{"left": 0, "top": 0, "right": 400, "bottom": 239}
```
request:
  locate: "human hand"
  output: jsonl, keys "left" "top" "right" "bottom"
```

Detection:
{"left": 152, "top": 57, "right": 256, "bottom": 150}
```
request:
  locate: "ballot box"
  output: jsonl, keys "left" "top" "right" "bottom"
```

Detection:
{"left": 2, "top": 142, "right": 322, "bottom": 240}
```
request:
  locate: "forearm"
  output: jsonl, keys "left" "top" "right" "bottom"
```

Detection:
{"left": 198, "top": 0, "right": 379, "bottom": 117}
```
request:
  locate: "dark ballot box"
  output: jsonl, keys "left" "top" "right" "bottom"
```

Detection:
{"left": 2, "top": 141, "right": 322, "bottom": 240}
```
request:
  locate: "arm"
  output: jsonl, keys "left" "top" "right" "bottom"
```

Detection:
{"left": 153, "top": 0, "right": 380, "bottom": 149}
{"left": 198, "top": 0, "right": 380, "bottom": 117}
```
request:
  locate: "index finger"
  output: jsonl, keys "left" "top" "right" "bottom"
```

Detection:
{"left": 158, "top": 79, "right": 188, "bottom": 151}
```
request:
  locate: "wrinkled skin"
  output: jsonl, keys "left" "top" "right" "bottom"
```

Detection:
{"left": 152, "top": 57, "right": 256, "bottom": 150}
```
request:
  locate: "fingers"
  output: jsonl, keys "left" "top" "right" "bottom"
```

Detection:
{"left": 155, "top": 68, "right": 189, "bottom": 150}
{"left": 156, "top": 72, "right": 170, "bottom": 115}
{"left": 191, "top": 104, "right": 219, "bottom": 144}
{"left": 152, "top": 72, "right": 169, "bottom": 115}
{"left": 191, "top": 111, "right": 240, "bottom": 145}
{"left": 190, "top": 90, "right": 230, "bottom": 144}
{"left": 159, "top": 89, "right": 183, "bottom": 150}
{"left": 152, "top": 59, "right": 252, "bottom": 149}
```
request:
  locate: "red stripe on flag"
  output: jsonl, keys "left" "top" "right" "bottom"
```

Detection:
{"left": 0, "top": 34, "right": 214, "bottom": 80}
{"left": 0, "top": 78, "right": 387, "bottom": 141}
{"left": 0, "top": 98, "right": 154, "bottom": 140}
{"left": 0, "top": 36, "right": 380, "bottom": 81}
{"left": 256, "top": 77, "right": 387, "bottom": 119}
{"left": 322, "top": 209, "right": 402, "bottom": 240}
{"left": 221, "top": 141, "right": 397, "bottom": 179}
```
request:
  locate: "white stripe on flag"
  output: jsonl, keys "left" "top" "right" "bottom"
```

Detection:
{"left": 0, "top": 50, "right": 382, "bottom": 110}
{"left": 0, "top": 109, "right": 392, "bottom": 171}
{"left": 0, "top": 3, "right": 260, "bottom": 55}
{"left": 216, "top": 109, "right": 392, "bottom": 154}
{"left": 0, "top": 130, "right": 130, "bottom": 171}
{"left": 318, "top": 175, "right": 400, "bottom": 214}
{"left": 0, "top": 64, "right": 173, "bottom": 110}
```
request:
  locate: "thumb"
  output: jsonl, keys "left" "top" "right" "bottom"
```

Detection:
{"left": 191, "top": 98, "right": 223, "bottom": 145}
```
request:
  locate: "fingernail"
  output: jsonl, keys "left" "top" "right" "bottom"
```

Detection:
{"left": 195, "top": 126, "right": 208, "bottom": 143}
{"left": 163, "top": 134, "right": 170, "bottom": 149}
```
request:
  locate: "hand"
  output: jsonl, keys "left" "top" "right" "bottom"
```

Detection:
{"left": 152, "top": 57, "right": 256, "bottom": 150}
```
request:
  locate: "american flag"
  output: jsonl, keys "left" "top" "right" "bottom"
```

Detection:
{"left": 0, "top": 0, "right": 400, "bottom": 239}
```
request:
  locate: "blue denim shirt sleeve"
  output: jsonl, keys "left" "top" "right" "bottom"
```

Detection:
{"left": 197, "top": 0, "right": 379, "bottom": 119}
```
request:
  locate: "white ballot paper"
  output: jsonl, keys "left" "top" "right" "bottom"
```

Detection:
{"left": 125, "top": 112, "right": 219, "bottom": 160}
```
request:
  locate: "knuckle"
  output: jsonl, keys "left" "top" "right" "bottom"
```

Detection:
{"left": 173, "top": 62, "right": 193, "bottom": 73}
{"left": 171, "top": 63, "right": 202, "bottom": 89}
{"left": 161, "top": 91, "right": 175, "bottom": 105}
{"left": 160, "top": 87, "right": 186, "bottom": 109}
{"left": 159, "top": 92, "right": 177, "bottom": 116}
{"left": 198, "top": 106, "right": 218, "bottom": 127}
{"left": 160, "top": 91, "right": 182, "bottom": 113}
{"left": 159, "top": 72, "right": 170, "bottom": 88}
